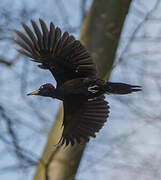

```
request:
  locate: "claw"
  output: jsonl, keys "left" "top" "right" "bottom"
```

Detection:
{"left": 88, "top": 85, "right": 99, "bottom": 93}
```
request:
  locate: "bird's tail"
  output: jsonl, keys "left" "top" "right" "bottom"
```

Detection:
{"left": 104, "top": 82, "right": 142, "bottom": 95}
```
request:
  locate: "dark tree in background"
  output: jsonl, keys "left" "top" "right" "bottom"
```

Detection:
{"left": 0, "top": 0, "right": 161, "bottom": 180}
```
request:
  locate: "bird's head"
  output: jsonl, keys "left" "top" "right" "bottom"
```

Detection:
{"left": 27, "top": 83, "right": 56, "bottom": 98}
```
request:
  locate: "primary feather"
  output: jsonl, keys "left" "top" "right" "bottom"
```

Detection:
{"left": 12, "top": 19, "right": 96, "bottom": 87}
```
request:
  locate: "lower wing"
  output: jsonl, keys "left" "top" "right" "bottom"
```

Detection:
{"left": 60, "top": 95, "right": 109, "bottom": 146}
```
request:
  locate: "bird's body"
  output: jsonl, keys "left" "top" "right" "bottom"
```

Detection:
{"left": 54, "top": 78, "right": 141, "bottom": 101}
{"left": 13, "top": 19, "right": 141, "bottom": 146}
{"left": 55, "top": 78, "right": 103, "bottom": 101}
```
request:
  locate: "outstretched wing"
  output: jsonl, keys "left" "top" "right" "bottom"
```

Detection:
{"left": 60, "top": 95, "right": 109, "bottom": 146}
{"left": 12, "top": 19, "right": 97, "bottom": 87}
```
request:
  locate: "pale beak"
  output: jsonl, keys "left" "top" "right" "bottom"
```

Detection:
{"left": 27, "top": 90, "right": 40, "bottom": 96}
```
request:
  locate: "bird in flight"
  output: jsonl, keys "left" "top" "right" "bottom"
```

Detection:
{"left": 12, "top": 19, "right": 141, "bottom": 146}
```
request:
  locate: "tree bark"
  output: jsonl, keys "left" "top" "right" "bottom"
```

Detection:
{"left": 33, "top": 0, "right": 132, "bottom": 179}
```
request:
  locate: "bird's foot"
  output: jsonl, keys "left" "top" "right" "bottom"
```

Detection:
{"left": 88, "top": 97, "right": 97, "bottom": 101}
{"left": 88, "top": 85, "right": 99, "bottom": 93}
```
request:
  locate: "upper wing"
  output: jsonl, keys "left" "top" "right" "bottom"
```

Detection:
{"left": 12, "top": 19, "right": 97, "bottom": 87}
{"left": 60, "top": 95, "right": 109, "bottom": 146}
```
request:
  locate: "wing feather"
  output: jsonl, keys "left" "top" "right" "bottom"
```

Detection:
{"left": 60, "top": 95, "right": 109, "bottom": 146}
{"left": 31, "top": 20, "right": 43, "bottom": 49}
{"left": 21, "top": 22, "right": 39, "bottom": 51}
{"left": 48, "top": 23, "right": 55, "bottom": 52}
{"left": 12, "top": 19, "right": 97, "bottom": 86}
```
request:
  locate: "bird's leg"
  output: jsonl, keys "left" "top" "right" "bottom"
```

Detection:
{"left": 88, "top": 85, "right": 99, "bottom": 93}
{"left": 88, "top": 97, "right": 97, "bottom": 101}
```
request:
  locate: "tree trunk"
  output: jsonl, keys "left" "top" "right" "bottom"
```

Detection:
{"left": 33, "top": 0, "right": 132, "bottom": 179}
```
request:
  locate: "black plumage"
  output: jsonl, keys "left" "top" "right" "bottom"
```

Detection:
{"left": 12, "top": 19, "right": 141, "bottom": 146}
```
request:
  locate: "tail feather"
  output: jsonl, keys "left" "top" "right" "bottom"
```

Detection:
{"left": 105, "top": 82, "right": 142, "bottom": 95}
